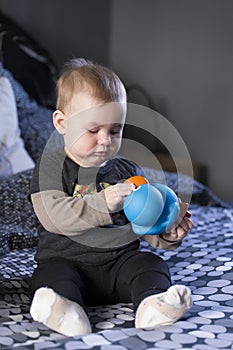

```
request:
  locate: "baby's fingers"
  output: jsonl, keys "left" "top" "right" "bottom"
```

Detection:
{"left": 185, "top": 217, "right": 195, "bottom": 230}
{"left": 115, "top": 183, "right": 135, "bottom": 197}
{"left": 179, "top": 217, "right": 190, "bottom": 232}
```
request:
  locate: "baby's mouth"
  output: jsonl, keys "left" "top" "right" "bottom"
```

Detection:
{"left": 93, "top": 151, "right": 108, "bottom": 157}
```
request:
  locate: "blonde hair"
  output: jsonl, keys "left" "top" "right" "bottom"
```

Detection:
{"left": 56, "top": 58, "right": 126, "bottom": 111}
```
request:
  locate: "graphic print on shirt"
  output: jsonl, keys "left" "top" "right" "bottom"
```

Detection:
{"left": 73, "top": 182, "right": 110, "bottom": 198}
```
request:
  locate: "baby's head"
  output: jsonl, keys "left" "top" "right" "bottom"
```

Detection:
{"left": 56, "top": 58, "right": 126, "bottom": 113}
{"left": 53, "top": 58, "right": 127, "bottom": 167}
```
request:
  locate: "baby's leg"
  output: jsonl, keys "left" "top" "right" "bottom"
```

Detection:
{"left": 135, "top": 284, "right": 192, "bottom": 329}
{"left": 30, "top": 287, "right": 91, "bottom": 336}
{"left": 30, "top": 258, "right": 91, "bottom": 336}
{"left": 115, "top": 251, "right": 191, "bottom": 328}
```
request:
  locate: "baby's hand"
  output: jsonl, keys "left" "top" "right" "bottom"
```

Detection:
{"left": 104, "top": 183, "right": 135, "bottom": 212}
{"left": 162, "top": 200, "right": 194, "bottom": 242}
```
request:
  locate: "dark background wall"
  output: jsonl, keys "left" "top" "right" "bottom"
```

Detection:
{"left": 110, "top": 0, "right": 233, "bottom": 201}
{"left": 0, "top": 0, "right": 232, "bottom": 200}
{"left": 0, "top": 0, "right": 111, "bottom": 69}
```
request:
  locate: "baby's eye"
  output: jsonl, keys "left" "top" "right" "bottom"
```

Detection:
{"left": 110, "top": 127, "right": 123, "bottom": 135}
{"left": 88, "top": 129, "right": 99, "bottom": 134}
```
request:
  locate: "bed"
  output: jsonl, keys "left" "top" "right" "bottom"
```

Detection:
{"left": 1, "top": 10, "right": 233, "bottom": 350}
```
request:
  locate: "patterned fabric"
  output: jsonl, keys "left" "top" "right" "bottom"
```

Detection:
{"left": 0, "top": 204, "right": 233, "bottom": 349}
{"left": 0, "top": 63, "right": 54, "bottom": 163}
{"left": 0, "top": 169, "right": 38, "bottom": 257}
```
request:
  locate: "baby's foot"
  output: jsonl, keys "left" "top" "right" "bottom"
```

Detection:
{"left": 135, "top": 284, "right": 192, "bottom": 329}
{"left": 30, "top": 287, "right": 92, "bottom": 336}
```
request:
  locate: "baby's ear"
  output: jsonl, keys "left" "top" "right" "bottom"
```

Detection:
{"left": 53, "top": 110, "right": 66, "bottom": 135}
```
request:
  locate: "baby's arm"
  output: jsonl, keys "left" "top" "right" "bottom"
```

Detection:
{"left": 31, "top": 183, "right": 134, "bottom": 236}
{"left": 31, "top": 190, "right": 113, "bottom": 235}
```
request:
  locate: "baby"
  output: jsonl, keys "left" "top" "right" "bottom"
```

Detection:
{"left": 29, "top": 58, "right": 193, "bottom": 336}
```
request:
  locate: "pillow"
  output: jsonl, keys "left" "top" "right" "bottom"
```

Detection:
{"left": 0, "top": 76, "right": 35, "bottom": 177}
{"left": 0, "top": 10, "right": 58, "bottom": 108}
{"left": 0, "top": 63, "right": 54, "bottom": 162}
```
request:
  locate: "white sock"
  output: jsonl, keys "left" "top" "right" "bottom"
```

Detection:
{"left": 135, "top": 284, "right": 192, "bottom": 329}
{"left": 30, "top": 287, "right": 92, "bottom": 336}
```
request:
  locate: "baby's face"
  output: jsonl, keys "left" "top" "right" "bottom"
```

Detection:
{"left": 56, "top": 92, "right": 126, "bottom": 167}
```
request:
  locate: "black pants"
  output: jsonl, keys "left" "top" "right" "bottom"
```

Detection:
{"left": 31, "top": 250, "right": 171, "bottom": 311}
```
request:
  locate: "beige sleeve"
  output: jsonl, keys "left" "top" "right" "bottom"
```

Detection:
{"left": 31, "top": 190, "right": 113, "bottom": 236}
{"left": 141, "top": 234, "right": 182, "bottom": 250}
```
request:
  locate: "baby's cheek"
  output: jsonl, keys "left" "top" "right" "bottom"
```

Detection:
{"left": 111, "top": 139, "right": 122, "bottom": 151}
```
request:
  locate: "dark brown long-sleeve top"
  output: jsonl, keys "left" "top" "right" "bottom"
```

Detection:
{"left": 29, "top": 149, "right": 181, "bottom": 264}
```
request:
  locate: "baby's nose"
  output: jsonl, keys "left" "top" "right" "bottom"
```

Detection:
{"left": 97, "top": 132, "right": 111, "bottom": 145}
{"left": 98, "top": 138, "right": 111, "bottom": 146}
